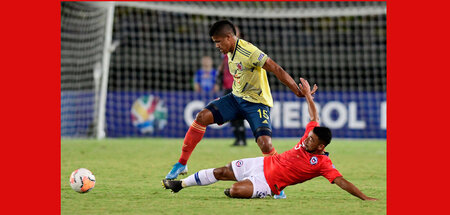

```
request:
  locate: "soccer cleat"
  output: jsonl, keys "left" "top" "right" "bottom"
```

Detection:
{"left": 165, "top": 162, "right": 188, "bottom": 179}
{"left": 162, "top": 179, "right": 183, "bottom": 193}
{"left": 180, "top": 165, "right": 188, "bottom": 175}
{"left": 224, "top": 188, "right": 231, "bottom": 198}
{"left": 274, "top": 190, "right": 287, "bottom": 199}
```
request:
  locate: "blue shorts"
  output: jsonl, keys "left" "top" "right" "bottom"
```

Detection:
{"left": 205, "top": 93, "right": 272, "bottom": 141}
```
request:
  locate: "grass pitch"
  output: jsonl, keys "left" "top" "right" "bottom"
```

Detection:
{"left": 61, "top": 138, "right": 386, "bottom": 215}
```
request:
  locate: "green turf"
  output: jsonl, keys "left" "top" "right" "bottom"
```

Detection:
{"left": 61, "top": 138, "right": 386, "bottom": 215}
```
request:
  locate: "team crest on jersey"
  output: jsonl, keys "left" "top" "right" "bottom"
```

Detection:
{"left": 236, "top": 62, "right": 244, "bottom": 71}
{"left": 236, "top": 160, "right": 243, "bottom": 167}
{"left": 310, "top": 156, "right": 318, "bottom": 165}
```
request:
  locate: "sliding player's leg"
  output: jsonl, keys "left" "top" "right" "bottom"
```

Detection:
{"left": 163, "top": 164, "right": 236, "bottom": 193}
{"left": 163, "top": 157, "right": 271, "bottom": 198}
{"left": 226, "top": 157, "right": 272, "bottom": 198}
{"left": 225, "top": 180, "right": 254, "bottom": 198}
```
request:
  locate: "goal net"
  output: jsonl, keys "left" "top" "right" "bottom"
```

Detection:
{"left": 60, "top": 2, "right": 108, "bottom": 137}
{"left": 61, "top": 1, "right": 386, "bottom": 139}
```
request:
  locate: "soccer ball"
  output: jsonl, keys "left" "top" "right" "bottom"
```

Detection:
{"left": 69, "top": 168, "right": 96, "bottom": 193}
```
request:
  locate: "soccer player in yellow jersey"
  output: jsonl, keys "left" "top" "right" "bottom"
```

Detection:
{"left": 166, "top": 21, "right": 317, "bottom": 199}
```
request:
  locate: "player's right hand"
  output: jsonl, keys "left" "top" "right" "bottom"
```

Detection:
{"left": 298, "top": 78, "right": 317, "bottom": 98}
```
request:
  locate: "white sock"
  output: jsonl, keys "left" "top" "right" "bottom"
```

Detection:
{"left": 181, "top": 168, "right": 218, "bottom": 187}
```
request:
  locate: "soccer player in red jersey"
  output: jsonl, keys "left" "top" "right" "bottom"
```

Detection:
{"left": 163, "top": 78, "right": 377, "bottom": 201}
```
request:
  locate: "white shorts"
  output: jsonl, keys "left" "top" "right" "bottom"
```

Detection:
{"left": 231, "top": 157, "right": 272, "bottom": 198}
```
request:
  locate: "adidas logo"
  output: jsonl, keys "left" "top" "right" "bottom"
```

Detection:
{"left": 262, "top": 120, "right": 268, "bottom": 124}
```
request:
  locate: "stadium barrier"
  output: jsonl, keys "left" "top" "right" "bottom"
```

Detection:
{"left": 61, "top": 90, "right": 385, "bottom": 138}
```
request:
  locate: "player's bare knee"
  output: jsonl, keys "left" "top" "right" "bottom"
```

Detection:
{"left": 229, "top": 184, "right": 241, "bottom": 197}
{"left": 229, "top": 184, "right": 251, "bottom": 199}
{"left": 213, "top": 166, "right": 230, "bottom": 180}
{"left": 195, "top": 109, "right": 213, "bottom": 125}
{"left": 194, "top": 111, "right": 206, "bottom": 124}
{"left": 213, "top": 167, "right": 225, "bottom": 179}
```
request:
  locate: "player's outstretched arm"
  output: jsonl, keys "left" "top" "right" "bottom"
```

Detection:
{"left": 262, "top": 58, "right": 317, "bottom": 97}
{"left": 333, "top": 176, "right": 378, "bottom": 201}
{"left": 298, "top": 78, "right": 319, "bottom": 122}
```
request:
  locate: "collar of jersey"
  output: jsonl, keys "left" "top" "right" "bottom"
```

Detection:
{"left": 305, "top": 147, "right": 330, "bottom": 157}
{"left": 313, "top": 151, "right": 329, "bottom": 157}
{"left": 230, "top": 38, "right": 240, "bottom": 61}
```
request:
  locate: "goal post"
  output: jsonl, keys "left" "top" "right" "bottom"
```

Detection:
{"left": 96, "top": 2, "right": 115, "bottom": 140}
{"left": 61, "top": 1, "right": 386, "bottom": 139}
{"left": 60, "top": 2, "right": 114, "bottom": 139}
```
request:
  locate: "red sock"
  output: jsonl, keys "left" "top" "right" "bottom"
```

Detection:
{"left": 178, "top": 120, "right": 206, "bottom": 165}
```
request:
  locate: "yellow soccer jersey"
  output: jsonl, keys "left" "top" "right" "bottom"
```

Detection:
{"left": 227, "top": 39, "right": 273, "bottom": 107}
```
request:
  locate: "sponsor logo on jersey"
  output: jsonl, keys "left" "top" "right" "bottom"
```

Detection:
{"left": 310, "top": 156, "right": 318, "bottom": 165}
{"left": 236, "top": 160, "right": 243, "bottom": 167}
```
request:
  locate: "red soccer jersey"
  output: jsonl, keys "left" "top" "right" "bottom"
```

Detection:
{"left": 221, "top": 55, "right": 234, "bottom": 90}
{"left": 263, "top": 121, "right": 342, "bottom": 195}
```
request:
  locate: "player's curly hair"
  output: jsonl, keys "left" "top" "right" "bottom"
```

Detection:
{"left": 313, "top": 127, "right": 332, "bottom": 146}
{"left": 209, "top": 20, "right": 237, "bottom": 37}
